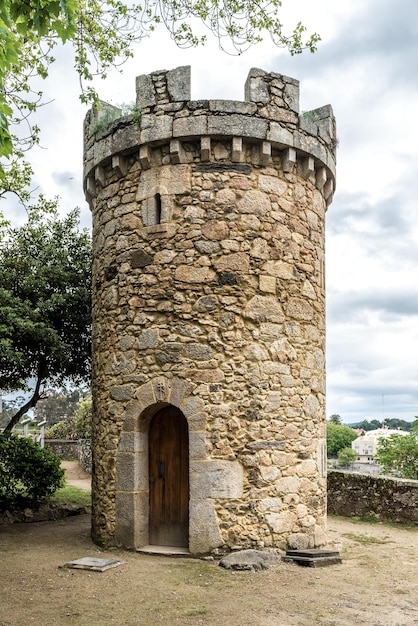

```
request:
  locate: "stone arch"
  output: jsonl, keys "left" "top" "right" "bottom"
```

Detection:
{"left": 114, "top": 376, "right": 213, "bottom": 550}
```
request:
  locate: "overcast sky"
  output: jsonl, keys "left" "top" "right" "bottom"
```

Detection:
{"left": 8, "top": 0, "right": 418, "bottom": 424}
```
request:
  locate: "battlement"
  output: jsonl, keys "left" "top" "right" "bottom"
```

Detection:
{"left": 83, "top": 66, "right": 336, "bottom": 206}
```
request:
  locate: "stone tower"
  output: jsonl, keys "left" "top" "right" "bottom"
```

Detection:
{"left": 83, "top": 66, "right": 336, "bottom": 554}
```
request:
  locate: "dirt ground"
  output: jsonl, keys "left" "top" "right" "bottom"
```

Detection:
{"left": 0, "top": 463, "right": 417, "bottom": 626}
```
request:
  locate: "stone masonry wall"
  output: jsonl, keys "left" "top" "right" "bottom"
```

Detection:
{"left": 84, "top": 67, "right": 336, "bottom": 553}
{"left": 328, "top": 471, "right": 418, "bottom": 524}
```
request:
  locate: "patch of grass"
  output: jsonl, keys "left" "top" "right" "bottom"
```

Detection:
{"left": 342, "top": 533, "right": 392, "bottom": 545}
{"left": 329, "top": 514, "right": 418, "bottom": 531}
{"left": 51, "top": 484, "right": 91, "bottom": 508}
{"left": 185, "top": 608, "right": 208, "bottom": 616}
{"left": 350, "top": 514, "right": 380, "bottom": 524}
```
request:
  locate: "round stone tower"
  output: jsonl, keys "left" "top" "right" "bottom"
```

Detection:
{"left": 83, "top": 66, "right": 336, "bottom": 554}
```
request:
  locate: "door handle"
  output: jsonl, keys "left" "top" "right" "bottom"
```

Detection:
{"left": 158, "top": 461, "right": 165, "bottom": 479}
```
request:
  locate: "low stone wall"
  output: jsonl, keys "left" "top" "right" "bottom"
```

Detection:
{"left": 46, "top": 439, "right": 92, "bottom": 473}
{"left": 46, "top": 440, "right": 79, "bottom": 460}
{"left": 78, "top": 439, "right": 92, "bottom": 473}
{"left": 327, "top": 470, "right": 418, "bottom": 524}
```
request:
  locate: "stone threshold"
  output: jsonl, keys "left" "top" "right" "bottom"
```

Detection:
{"left": 137, "top": 545, "right": 190, "bottom": 556}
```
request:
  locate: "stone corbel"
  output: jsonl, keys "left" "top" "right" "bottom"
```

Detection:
{"left": 282, "top": 147, "right": 296, "bottom": 172}
{"left": 139, "top": 145, "right": 151, "bottom": 169}
{"left": 84, "top": 175, "right": 96, "bottom": 202}
{"left": 300, "top": 156, "right": 315, "bottom": 180}
{"left": 112, "top": 154, "right": 128, "bottom": 178}
{"left": 170, "top": 139, "right": 185, "bottom": 164}
{"left": 201, "top": 137, "right": 211, "bottom": 162}
{"left": 260, "top": 141, "right": 271, "bottom": 166}
{"left": 95, "top": 165, "right": 106, "bottom": 188}
{"left": 324, "top": 178, "right": 334, "bottom": 206}
{"left": 232, "top": 137, "right": 243, "bottom": 162}
{"left": 315, "top": 166, "right": 327, "bottom": 191}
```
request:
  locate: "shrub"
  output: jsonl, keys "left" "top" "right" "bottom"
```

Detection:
{"left": 74, "top": 398, "right": 92, "bottom": 438}
{"left": 45, "top": 417, "right": 78, "bottom": 440}
{"left": 0, "top": 433, "right": 65, "bottom": 506}
{"left": 45, "top": 397, "right": 92, "bottom": 440}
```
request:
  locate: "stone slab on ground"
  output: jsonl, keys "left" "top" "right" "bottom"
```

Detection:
{"left": 62, "top": 557, "right": 124, "bottom": 572}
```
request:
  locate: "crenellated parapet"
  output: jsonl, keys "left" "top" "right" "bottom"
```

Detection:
{"left": 83, "top": 66, "right": 336, "bottom": 206}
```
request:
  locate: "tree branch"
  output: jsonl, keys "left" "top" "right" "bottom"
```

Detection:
{"left": 3, "top": 370, "right": 45, "bottom": 432}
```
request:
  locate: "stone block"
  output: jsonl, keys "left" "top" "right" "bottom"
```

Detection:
{"left": 180, "top": 395, "right": 205, "bottom": 418}
{"left": 245, "top": 68, "right": 270, "bottom": 103}
{"left": 175, "top": 265, "right": 216, "bottom": 283}
{"left": 190, "top": 460, "right": 243, "bottom": 499}
{"left": 267, "top": 122, "right": 294, "bottom": 147}
{"left": 183, "top": 343, "right": 214, "bottom": 360}
{"left": 136, "top": 165, "right": 191, "bottom": 201}
{"left": 134, "top": 381, "right": 156, "bottom": 409}
{"left": 213, "top": 252, "right": 250, "bottom": 273}
{"left": 286, "top": 297, "right": 314, "bottom": 321}
{"left": 173, "top": 115, "right": 208, "bottom": 137}
{"left": 118, "top": 431, "right": 145, "bottom": 453}
{"left": 208, "top": 114, "right": 268, "bottom": 139}
{"left": 189, "top": 432, "right": 207, "bottom": 460}
{"left": 136, "top": 73, "right": 156, "bottom": 110}
{"left": 220, "top": 549, "right": 280, "bottom": 570}
{"left": 115, "top": 491, "right": 148, "bottom": 548}
{"left": 237, "top": 190, "right": 271, "bottom": 215}
{"left": 116, "top": 451, "right": 148, "bottom": 491}
{"left": 200, "top": 136, "right": 211, "bottom": 161}
{"left": 112, "top": 125, "right": 139, "bottom": 154}
{"left": 209, "top": 100, "right": 257, "bottom": 115}
{"left": 110, "top": 385, "right": 133, "bottom": 402}
{"left": 258, "top": 174, "right": 287, "bottom": 196}
{"left": 140, "top": 115, "right": 173, "bottom": 144}
{"left": 266, "top": 510, "right": 297, "bottom": 533}
{"left": 244, "top": 295, "right": 285, "bottom": 323}
{"left": 283, "top": 78, "right": 300, "bottom": 113}
{"left": 138, "top": 329, "right": 159, "bottom": 350}
{"left": 259, "top": 275, "right": 276, "bottom": 294}
{"left": 189, "top": 499, "right": 223, "bottom": 553}
{"left": 188, "top": 411, "right": 207, "bottom": 432}
{"left": 167, "top": 66, "right": 191, "bottom": 101}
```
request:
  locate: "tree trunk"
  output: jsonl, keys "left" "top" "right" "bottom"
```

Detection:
{"left": 3, "top": 373, "right": 45, "bottom": 432}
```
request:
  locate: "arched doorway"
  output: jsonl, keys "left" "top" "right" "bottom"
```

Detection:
{"left": 148, "top": 405, "right": 189, "bottom": 547}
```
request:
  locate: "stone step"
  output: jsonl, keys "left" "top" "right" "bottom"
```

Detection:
{"left": 284, "top": 549, "right": 342, "bottom": 567}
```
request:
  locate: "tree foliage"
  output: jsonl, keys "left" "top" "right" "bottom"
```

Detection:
{"left": 34, "top": 387, "right": 86, "bottom": 426}
{"left": 0, "top": 205, "right": 92, "bottom": 431}
{"left": 326, "top": 423, "right": 357, "bottom": 458}
{"left": 337, "top": 446, "right": 356, "bottom": 468}
{"left": 0, "top": 0, "right": 320, "bottom": 183}
{"left": 351, "top": 418, "right": 413, "bottom": 432}
{"left": 376, "top": 432, "right": 418, "bottom": 480}
{"left": 328, "top": 414, "right": 342, "bottom": 425}
{"left": 0, "top": 432, "right": 65, "bottom": 505}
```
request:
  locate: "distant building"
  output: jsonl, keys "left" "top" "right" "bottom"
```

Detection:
{"left": 352, "top": 428, "right": 409, "bottom": 463}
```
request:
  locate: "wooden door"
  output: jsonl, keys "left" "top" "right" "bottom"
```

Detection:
{"left": 149, "top": 406, "right": 189, "bottom": 547}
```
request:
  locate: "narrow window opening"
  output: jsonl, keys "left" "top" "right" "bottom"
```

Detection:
{"left": 155, "top": 193, "right": 162, "bottom": 225}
